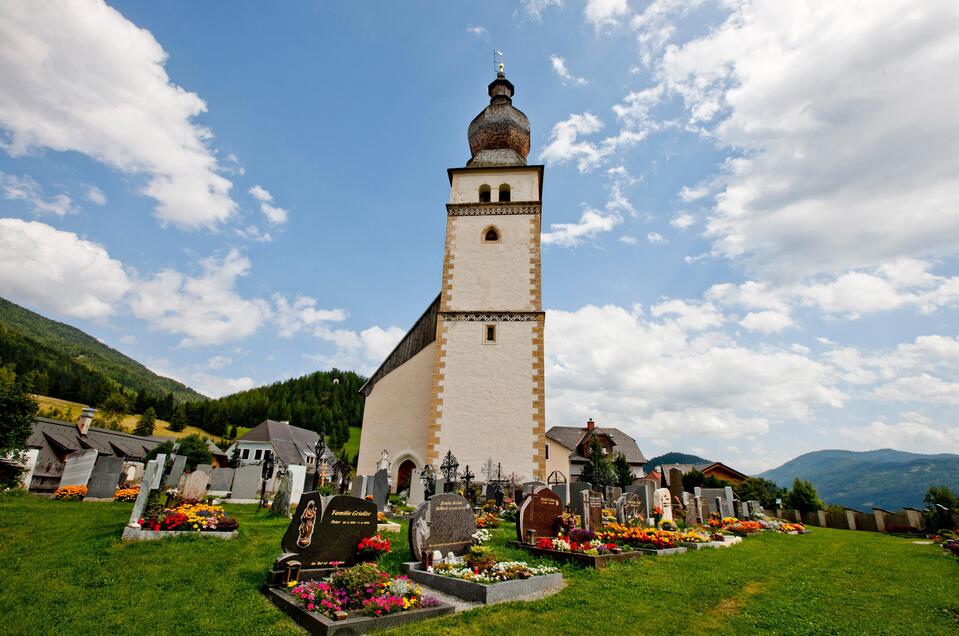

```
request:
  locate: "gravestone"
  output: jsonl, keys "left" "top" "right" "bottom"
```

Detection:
{"left": 698, "top": 487, "right": 733, "bottom": 517}
{"left": 277, "top": 493, "right": 378, "bottom": 570}
{"left": 126, "top": 455, "right": 165, "bottom": 528}
{"left": 372, "top": 469, "right": 390, "bottom": 512}
{"left": 271, "top": 472, "right": 293, "bottom": 517}
{"left": 550, "top": 483, "right": 569, "bottom": 508}
{"left": 350, "top": 475, "right": 367, "bottom": 498}
{"left": 164, "top": 455, "right": 187, "bottom": 488}
{"left": 628, "top": 479, "right": 657, "bottom": 517}
{"left": 122, "top": 462, "right": 144, "bottom": 485}
{"left": 434, "top": 477, "right": 446, "bottom": 497}
{"left": 231, "top": 464, "right": 261, "bottom": 500}
{"left": 59, "top": 449, "right": 98, "bottom": 488}
{"left": 408, "top": 475, "right": 426, "bottom": 507}
{"left": 615, "top": 492, "right": 643, "bottom": 525}
{"left": 522, "top": 480, "right": 546, "bottom": 497}
{"left": 570, "top": 482, "right": 591, "bottom": 510}
{"left": 697, "top": 496, "right": 710, "bottom": 521}
{"left": 517, "top": 486, "right": 563, "bottom": 542}
{"left": 653, "top": 488, "right": 673, "bottom": 522}
{"left": 685, "top": 496, "right": 699, "bottom": 526}
{"left": 287, "top": 465, "right": 307, "bottom": 507}
{"left": 579, "top": 490, "right": 604, "bottom": 532}
{"left": 608, "top": 486, "right": 623, "bottom": 504}
{"left": 182, "top": 470, "right": 210, "bottom": 500}
{"left": 208, "top": 467, "right": 235, "bottom": 495}
{"left": 195, "top": 464, "right": 213, "bottom": 475}
{"left": 408, "top": 493, "right": 476, "bottom": 562}
{"left": 86, "top": 456, "right": 125, "bottom": 498}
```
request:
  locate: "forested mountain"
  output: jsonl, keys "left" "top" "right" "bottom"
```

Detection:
{"left": 183, "top": 370, "right": 366, "bottom": 450}
{"left": 0, "top": 296, "right": 203, "bottom": 405}
{"left": 645, "top": 452, "right": 712, "bottom": 467}
{"left": 759, "top": 449, "right": 959, "bottom": 510}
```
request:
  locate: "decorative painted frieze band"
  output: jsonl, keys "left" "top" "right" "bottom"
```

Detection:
{"left": 446, "top": 202, "right": 541, "bottom": 217}
{"left": 440, "top": 311, "right": 545, "bottom": 322}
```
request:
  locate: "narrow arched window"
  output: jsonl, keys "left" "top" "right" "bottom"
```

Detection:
{"left": 483, "top": 226, "right": 500, "bottom": 242}
{"left": 498, "top": 183, "right": 511, "bottom": 202}
{"left": 479, "top": 184, "right": 491, "bottom": 202}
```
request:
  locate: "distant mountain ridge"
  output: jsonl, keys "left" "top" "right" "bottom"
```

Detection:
{"left": 0, "top": 296, "right": 204, "bottom": 403}
{"left": 759, "top": 448, "right": 959, "bottom": 510}
{"left": 645, "top": 452, "right": 712, "bottom": 467}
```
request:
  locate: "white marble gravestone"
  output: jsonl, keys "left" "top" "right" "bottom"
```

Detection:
{"left": 654, "top": 487, "right": 673, "bottom": 522}
{"left": 287, "top": 464, "right": 307, "bottom": 506}
{"left": 59, "top": 449, "right": 98, "bottom": 488}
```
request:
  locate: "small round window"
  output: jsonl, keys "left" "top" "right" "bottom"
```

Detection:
{"left": 483, "top": 227, "right": 500, "bottom": 242}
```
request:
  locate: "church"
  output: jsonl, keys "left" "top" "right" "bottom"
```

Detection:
{"left": 356, "top": 66, "right": 546, "bottom": 492}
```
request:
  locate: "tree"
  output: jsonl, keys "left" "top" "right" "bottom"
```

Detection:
{"left": 0, "top": 379, "right": 38, "bottom": 461}
{"left": 786, "top": 478, "right": 823, "bottom": 513}
{"left": 580, "top": 438, "right": 614, "bottom": 489}
{"left": 736, "top": 476, "right": 787, "bottom": 508}
{"left": 99, "top": 391, "right": 131, "bottom": 429}
{"left": 169, "top": 405, "right": 188, "bottom": 433}
{"left": 229, "top": 424, "right": 238, "bottom": 439}
{"left": 146, "top": 434, "right": 212, "bottom": 469}
{"left": 133, "top": 407, "right": 157, "bottom": 437}
{"left": 924, "top": 486, "right": 959, "bottom": 512}
{"left": 613, "top": 453, "right": 633, "bottom": 489}
{"left": 229, "top": 445, "right": 240, "bottom": 469}
{"left": 681, "top": 468, "right": 733, "bottom": 492}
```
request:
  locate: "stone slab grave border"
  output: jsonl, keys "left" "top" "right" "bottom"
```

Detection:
{"left": 507, "top": 541, "right": 646, "bottom": 569}
{"left": 263, "top": 585, "right": 453, "bottom": 636}
{"left": 633, "top": 546, "right": 687, "bottom": 557}
{"left": 400, "top": 562, "right": 563, "bottom": 604}
{"left": 121, "top": 527, "right": 238, "bottom": 542}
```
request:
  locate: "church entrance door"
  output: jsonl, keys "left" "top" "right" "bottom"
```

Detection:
{"left": 396, "top": 459, "right": 416, "bottom": 494}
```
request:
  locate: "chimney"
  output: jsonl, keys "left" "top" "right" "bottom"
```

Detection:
{"left": 586, "top": 418, "right": 595, "bottom": 431}
{"left": 78, "top": 408, "right": 95, "bottom": 436}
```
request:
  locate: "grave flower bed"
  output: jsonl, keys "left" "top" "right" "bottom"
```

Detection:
{"left": 113, "top": 486, "right": 139, "bottom": 502}
{"left": 475, "top": 512, "right": 502, "bottom": 529}
{"left": 675, "top": 530, "right": 711, "bottom": 544}
{"left": 53, "top": 485, "right": 87, "bottom": 500}
{"left": 780, "top": 522, "right": 806, "bottom": 534}
{"left": 287, "top": 564, "right": 439, "bottom": 619}
{"left": 598, "top": 524, "right": 679, "bottom": 550}
{"left": 726, "top": 520, "right": 763, "bottom": 535}
{"left": 357, "top": 534, "right": 390, "bottom": 561}
{"left": 536, "top": 536, "right": 619, "bottom": 556}
{"left": 431, "top": 559, "right": 558, "bottom": 584}
{"left": 139, "top": 501, "right": 240, "bottom": 532}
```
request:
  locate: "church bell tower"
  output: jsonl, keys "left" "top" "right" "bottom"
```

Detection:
{"left": 426, "top": 66, "right": 547, "bottom": 480}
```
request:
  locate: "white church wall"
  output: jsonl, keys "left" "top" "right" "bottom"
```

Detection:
{"left": 434, "top": 320, "right": 538, "bottom": 481}
{"left": 449, "top": 169, "right": 540, "bottom": 204}
{"left": 357, "top": 341, "right": 435, "bottom": 477}
{"left": 545, "top": 440, "right": 573, "bottom": 482}
{"left": 446, "top": 213, "right": 536, "bottom": 311}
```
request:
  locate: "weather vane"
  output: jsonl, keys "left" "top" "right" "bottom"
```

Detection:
{"left": 493, "top": 50, "right": 505, "bottom": 76}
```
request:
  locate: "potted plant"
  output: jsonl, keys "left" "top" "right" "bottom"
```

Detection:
{"left": 464, "top": 545, "right": 496, "bottom": 572}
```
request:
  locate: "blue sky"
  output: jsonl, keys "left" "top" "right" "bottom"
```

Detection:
{"left": 0, "top": 1, "right": 957, "bottom": 472}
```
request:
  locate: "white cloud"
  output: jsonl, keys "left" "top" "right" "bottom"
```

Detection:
{"left": 656, "top": 0, "right": 959, "bottom": 276}
{"left": 119, "top": 335, "right": 137, "bottom": 345}
{"left": 131, "top": 249, "right": 268, "bottom": 346}
{"left": 466, "top": 25, "right": 488, "bottom": 38}
{"left": 539, "top": 112, "right": 605, "bottom": 171}
{"left": 619, "top": 235, "right": 637, "bottom": 245}
{"left": 739, "top": 310, "right": 794, "bottom": 334}
{"left": 0, "top": 0, "right": 236, "bottom": 228}
{"left": 550, "top": 55, "right": 587, "bottom": 86}
{"left": 541, "top": 207, "right": 622, "bottom": 247}
{"left": 85, "top": 186, "right": 106, "bottom": 206}
{"left": 873, "top": 374, "right": 959, "bottom": 406}
{"left": 0, "top": 173, "right": 77, "bottom": 215}
{"left": 235, "top": 225, "right": 273, "bottom": 243}
{"left": 306, "top": 324, "right": 405, "bottom": 375}
{"left": 670, "top": 212, "right": 695, "bottom": 229}
{"left": 0, "top": 218, "right": 130, "bottom": 319}
{"left": 584, "top": 0, "right": 629, "bottom": 31}
{"left": 272, "top": 294, "right": 348, "bottom": 338}
{"left": 646, "top": 231, "right": 667, "bottom": 245}
{"left": 186, "top": 372, "right": 254, "bottom": 399}
{"left": 678, "top": 184, "right": 709, "bottom": 202}
{"left": 248, "top": 185, "right": 288, "bottom": 225}
{"left": 545, "top": 303, "right": 845, "bottom": 446}
{"left": 206, "top": 355, "right": 232, "bottom": 370}
{"left": 840, "top": 415, "right": 959, "bottom": 454}
{"left": 522, "top": 0, "right": 563, "bottom": 20}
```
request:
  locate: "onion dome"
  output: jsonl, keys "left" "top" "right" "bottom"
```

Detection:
{"left": 467, "top": 70, "right": 530, "bottom": 167}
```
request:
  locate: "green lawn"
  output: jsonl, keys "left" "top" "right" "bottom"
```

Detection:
{"left": 341, "top": 425, "right": 361, "bottom": 458}
{"left": 0, "top": 492, "right": 955, "bottom": 635}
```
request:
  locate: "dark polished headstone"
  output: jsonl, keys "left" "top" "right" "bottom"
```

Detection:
{"left": 164, "top": 455, "right": 187, "bottom": 488}
{"left": 585, "top": 492, "right": 604, "bottom": 531}
{"left": 408, "top": 493, "right": 476, "bottom": 562}
{"left": 87, "top": 456, "right": 125, "bottom": 498}
{"left": 372, "top": 469, "right": 389, "bottom": 512}
{"left": 278, "top": 493, "right": 377, "bottom": 569}
{"left": 517, "top": 486, "right": 563, "bottom": 542}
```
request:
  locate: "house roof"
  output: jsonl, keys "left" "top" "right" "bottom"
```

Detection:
{"left": 238, "top": 419, "right": 329, "bottom": 466}
{"left": 545, "top": 426, "right": 647, "bottom": 464}
{"left": 657, "top": 463, "right": 709, "bottom": 485}
{"left": 360, "top": 294, "right": 440, "bottom": 397}
{"left": 28, "top": 417, "right": 159, "bottom": 460}
{"left": 701, "top": 461, "right": 749, "bottom": 481}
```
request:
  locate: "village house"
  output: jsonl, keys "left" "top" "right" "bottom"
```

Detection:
{"left": 544, "top": 418, "right": 647, "bottom": 484}
{"left": 226, "top": 419, "right": 335, "bottom": 477}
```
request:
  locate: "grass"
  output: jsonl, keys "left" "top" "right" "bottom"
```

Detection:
{"left": 0, "top": 492, "right": 956, "bottom": 635}
{"left": 341, "top": 425, "right": 361, "bottom": 458}
{"left": 34, "top": 394, "right": 221, "bottom": 440}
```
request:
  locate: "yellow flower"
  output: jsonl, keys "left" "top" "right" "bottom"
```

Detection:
{"left": 287, "top": 580, "right": 298, "bottom": 588}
